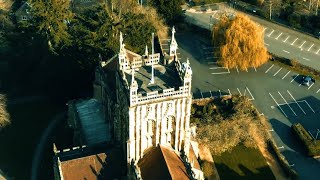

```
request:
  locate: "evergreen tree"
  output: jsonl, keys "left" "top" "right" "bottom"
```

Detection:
{"left": 31, "top": 0, "right": 73, "bottom": 52}
{"left": 149, "top": 0, "right": 184, "bottom": 25}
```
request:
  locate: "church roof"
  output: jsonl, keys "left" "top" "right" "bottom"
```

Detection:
{"left": 75, "top": 99, "right": 110, "bottom": 145}
{"left": 56, "top": 146, "right": 123, "bottom": 180}
{"left": 138, "top": 145, "right": 190, "bottom": 180}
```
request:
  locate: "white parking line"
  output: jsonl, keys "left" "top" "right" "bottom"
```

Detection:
{"left": 302, "top": 57, "right": 310, "bottom": 61}
{"left": 267, "top": 30, "right": 274, "bottom": 37}
{"left": 308, "top": 131, "right": 316, "bottom": 140}
{"left": 299, "top": 82, "right": 302, "bottom": 86}
{"left": 283, "top": 36, "right": 290, "bottom": 42}
{"left": 253, "top": 66, "right": 257, "bottom": 72}
{"left": 282, "top": 50, "right": 290, "bottom": 54}
{"left": 236, "top": 66, "right": 239, "bottom": 73}
{"left": 287, "top": 90, "right": 306, "bottom": 115}
{"left": 290, "top": 74, "right": 299, "bottom": 83}
{"left": 246, "top": 87, "right": 254, "bottom": 100}
{"left": 245, "top": 68, "right": 248, "bottom": 72}
{"left": 317, "top": 48, "right": 320, "bottom": 54}
{"left": 305, "top": 100, "right": 315, "bottom": 113}
{"left": 291, "top": 38, "right": 298, "bottom": 45}
{"left": 299, "top": 41, "right": 306, "bottom": 48}
{"left": 237, "top": 88, "right": 242, "bottom": 96}
{"left": 307, "top": 44, "right": 314, "bottom": 51}
{"left": 264, "top": 43, "right": 269, "bottom": 46}
{"left": 219, "top": 90, "right": 222, "bottom": 96}
{"left": 278, "top": 91, "right": 297, "bottom": 116}
{"left": 317, "top": 89, "right": 320, "bottom": 93}
{"left": 269, "top": 93, "right": 288, "bottom": 117}
{"left": 308, "top": 83, "right": 315, "bottom": 89}
{"left": 282, "top": 71, "right": 291, "bottom": 79}
{"left": 263, "top": 27, "right": 267, "bottom": 32}
{"left": 277, "top": 146, "right": 284, "bottom": 149}
{"left": 210, "top": 90, "right": 213, "bottom": 97}
{"left": 273, "top": 68, "right": 282, "bottom": 76}
{"left": 228, "top": 89, "right": 231, "bottom": 95}
{"left": 265, "top": 64, "right": 274, "bottom": 73}
{"left": 275, "top": 33, "right": 283, "bottom": 40}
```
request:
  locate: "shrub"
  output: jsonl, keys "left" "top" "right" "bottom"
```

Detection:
{"left": 292, "top": 123, "right": 320, "bottom": 157}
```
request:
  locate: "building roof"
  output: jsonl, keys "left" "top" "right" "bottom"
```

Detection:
{"left": 60, "top": 153, "right": 107, "bottom": 180}
{"left": 75, "top": 99, "right": 110, "bottom": 145}
{"left": 138, "top": 145, "right": 190, "bottom": 180}
{"left": 15, "top": 2, "right": 31, "bottom": 16}
{"left": 56, "top": 146, "right": 124, "bottom": 180}
{"left": 126, "top": 65, "right": 181, "bottom": 94}
{"left": 189, "top": 145, "right": 201, "bottom": 170}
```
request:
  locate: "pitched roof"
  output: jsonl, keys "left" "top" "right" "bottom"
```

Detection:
{"left": 60, "top": 153, "right": 107, "bottom": 180}
{"left": 57, "top": 147, "right": 124, "bottom": 180}
{"left": 138, "top": 145, "right": 190, "bottom": 180}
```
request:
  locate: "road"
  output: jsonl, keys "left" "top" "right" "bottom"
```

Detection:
{"left": 171, "top": 30, "right": 320, "bottom": 180}
{"left": 184, "top": 6, "right": 320, "bottom": 71}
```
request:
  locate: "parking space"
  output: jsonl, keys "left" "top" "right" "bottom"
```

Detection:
{"left": 194, "top": 86, "right": 255, "bottom": 101}
{"left": 264, "top": 27, "right": 320, "bottom": 56}
{"left": 269, "top": 90, "right": 316, "bottom": 118}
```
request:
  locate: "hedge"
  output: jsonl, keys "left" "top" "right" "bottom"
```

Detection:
{"left": 268, "top": 140, "right": 299, "bottom": 180}
{"left": 291, "top": 123, "right": 320, "bottom": 157}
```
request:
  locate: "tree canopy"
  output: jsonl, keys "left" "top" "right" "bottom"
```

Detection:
{"left": 191, "top": 96, "right": 270, "bottom": 155}
{"left": 148, "top": 0, "right": 184, "bottom": 25}
{"left": 212, "top": 14, "right": 269, "bottom": 70}
{"left": 31, "top": 0, "right": 73, "bottom": 52}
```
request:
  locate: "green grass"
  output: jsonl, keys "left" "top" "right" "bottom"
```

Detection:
{"left": 213, "top": 144, "right": 275, "bottom": 180}
{"left": 0, "top": 99, "right": 63, "bottom": 179}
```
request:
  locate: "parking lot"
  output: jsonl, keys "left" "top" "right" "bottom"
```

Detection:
{"left": 174, "top": 30, "right": 320, "bottom": 179}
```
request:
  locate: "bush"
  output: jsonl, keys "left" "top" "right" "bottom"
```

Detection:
{"left": 292, "top": 123, "right": 320, "bottom": 157}
{"left": 268, "top": 140, "right": 299, "bottom": 179}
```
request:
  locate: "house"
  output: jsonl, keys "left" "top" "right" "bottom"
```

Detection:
{"left": 15, "top": 2, "right": 31, "bottom": 23}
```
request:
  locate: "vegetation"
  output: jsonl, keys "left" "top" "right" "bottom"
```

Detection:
{"left": 31, "top": 0, "right": 73, "bottom": 53}
{"left": 149, "top": 0, "right": 184, "bottom": 25}
{"left": 268, "top": 140, "right": 299, "bottom": 179}
{"left": 212, "top": 14, "right": 269, "bottom": 71}
{"left": 0, "top": 94, "right": 10, "bottom": 129}
{"left": 213, "top": 144, "right": 275, "bottom": 180}
{"left": 271, "top": 54, "right": 320, "bottom": 81}
{"left": 191, "top": 96, "right": 271, "bottom": 155}
{"left": 292, "top": 123, "right": 320, "bottom": 157}
{"left": 0, "top": 99, "right": 62, "bottom": 179}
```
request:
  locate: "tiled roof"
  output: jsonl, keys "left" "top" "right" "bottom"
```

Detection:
{"left": 138, "top": 145, "right": 190, "bottom": 180}
{"left": 60, "top": 153, "right": 107, "bottom": 180}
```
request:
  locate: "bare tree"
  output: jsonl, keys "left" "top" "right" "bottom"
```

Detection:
{"left": 0, "top": 94, "right": 10, "bottom": 129}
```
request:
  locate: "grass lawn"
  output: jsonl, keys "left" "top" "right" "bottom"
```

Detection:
{"left": 213, "top": 144, "right": 276, "bottom": 180}
{"left": 0, "top": 98, "right": 63, "bottom": 179}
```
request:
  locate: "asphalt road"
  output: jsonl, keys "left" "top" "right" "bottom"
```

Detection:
{"left": 172, "top": 30, "right": 320, "bottom": 180}
{"left": 184, "top": 6, "right": 320, "bottom": 71}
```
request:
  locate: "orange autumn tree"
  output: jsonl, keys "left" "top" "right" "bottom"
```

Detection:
{"left": 212, "top": 14, "right": 269, "bottom": 70}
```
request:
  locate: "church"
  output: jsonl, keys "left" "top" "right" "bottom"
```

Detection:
{"left": 53, "top": 27, "right": 204, "bottom": 180}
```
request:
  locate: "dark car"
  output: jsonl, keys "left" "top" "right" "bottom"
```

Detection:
{"left": 302, "top": 75, "right": 315, "bottom": 86}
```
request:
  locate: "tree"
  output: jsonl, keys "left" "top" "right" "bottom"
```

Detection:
{"left": 148, "top": 0, "right": 184, "bottom": 25}
{"left": 194, "top": 96, "right": 271, "bottom": 155}
{"left": 0, "top": 94, "right": 10, "bottom": 129}
{"left": 212, "top": 14, "right": 269, "bottom": 71}
{"left": 31, "top": 0, "right": 74, "bottom": 53}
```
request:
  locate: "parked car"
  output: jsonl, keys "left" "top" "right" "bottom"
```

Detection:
{"left": 302, "top": 75, "right": 315, "bottom": 86}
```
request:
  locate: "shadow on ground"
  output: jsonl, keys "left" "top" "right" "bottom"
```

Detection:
{"left": 215, "top": 163, "right": 275, "bottom": 180}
